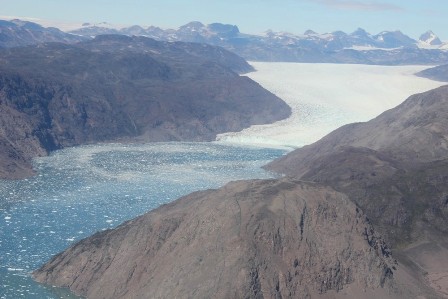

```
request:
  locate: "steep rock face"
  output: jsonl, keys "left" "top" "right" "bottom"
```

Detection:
{"left": 0, "top": 36, "right": 290, "bottom": 179}
{"left": 0, "top": 102, "right": 47, "bottom": 179}
{"left": 33, "top": 179, "right": 399, "bottom": 299}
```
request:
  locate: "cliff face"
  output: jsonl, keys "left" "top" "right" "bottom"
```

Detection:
{"left": 0, "top": 36, "right": 291, "bottom": 179}
{"left": 0, "top": 89, "right": 46, "bottom": 179}
{"left": 34, "top": 179, "right": 403, "bottom": 299}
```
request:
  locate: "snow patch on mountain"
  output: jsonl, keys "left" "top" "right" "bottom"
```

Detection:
{"left": 419, "top": 30, "right": 442, "bottom": 45}
{"left": 417, "top": 30, "right": 448, "bottom": 50}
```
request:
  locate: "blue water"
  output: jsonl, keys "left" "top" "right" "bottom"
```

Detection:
{"left": 0, "top": 142, "right": 286, "bottom": 298}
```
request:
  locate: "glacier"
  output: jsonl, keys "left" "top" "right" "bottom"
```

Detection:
{"left": 217, "top": 62, "right": 446, "bottom": 148}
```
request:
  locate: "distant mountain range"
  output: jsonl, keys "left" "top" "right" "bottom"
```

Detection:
{"left": 1, "top": 19, "right": 448, "bottom": 65}
{"left": 68, "top": 21, "right": 448, "bottom": 64}
{"left": 69, "top": 21, "right": 448, "bottom": 50}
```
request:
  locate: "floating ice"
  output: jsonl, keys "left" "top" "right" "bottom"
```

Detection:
{"left": 0, "top": 142, "right": 285, "bottom": 298}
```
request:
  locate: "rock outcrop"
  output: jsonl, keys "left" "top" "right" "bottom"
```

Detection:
{"left": 34, "top": 178, "right": 406, "bottom": 299}
{"left": 0, "top": 35, "right": 291, "bottom": 179}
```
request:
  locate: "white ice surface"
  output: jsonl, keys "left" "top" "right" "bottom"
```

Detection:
{"left": 217, "top": 62, "right": 447, "bottom": 149}
{"left": 344, "top": 45, "right": 403, "bottom": 51}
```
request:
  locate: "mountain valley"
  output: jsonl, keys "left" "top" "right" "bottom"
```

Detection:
{"left": 1, "top": 15, "right": 448, "bottom": 299}
{"left": 32, "top": 80, "right": 448, "bottom": 298}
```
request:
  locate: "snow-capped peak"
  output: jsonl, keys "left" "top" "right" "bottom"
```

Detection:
{"left": 419, "top": 30, "right": 442, "bottom": 45}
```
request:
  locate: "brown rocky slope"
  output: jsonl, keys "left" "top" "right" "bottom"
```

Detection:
{"left": 267, "top": 85, "right": 448, "bottom": 245}
{"left": 267, "top": 85, "right": 448, "bottom": 297}
{"left": 33, "top": 178, "right": 426, "bottom": 299}
{"left": 0, "top": 35, "right": 291, "bottom": 179}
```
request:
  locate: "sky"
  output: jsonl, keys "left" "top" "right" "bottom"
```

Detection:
{"left": 1, "top": 0, "right": 448, "bottom": 40}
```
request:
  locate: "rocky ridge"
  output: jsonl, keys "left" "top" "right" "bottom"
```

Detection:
{"left": 34, "top": 178, "right": 412, "bottom": 299}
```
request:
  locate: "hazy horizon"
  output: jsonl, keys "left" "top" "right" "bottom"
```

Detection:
{"left": 1, "top": 0, "right": 447, "bottom": 40}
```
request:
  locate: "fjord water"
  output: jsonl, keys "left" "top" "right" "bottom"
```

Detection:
{"left": 0, "top": 142, "right": 285, "bottom": 298}
{"left": 1, "top": 63, "right": 445, "bottom": 298}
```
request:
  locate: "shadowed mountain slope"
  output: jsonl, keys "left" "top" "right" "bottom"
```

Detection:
{"left": 417, "top": 64, "right": 448, "bottom": 82}
{"left": 0, "top": 35, "right": 290, "bottom": 179}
